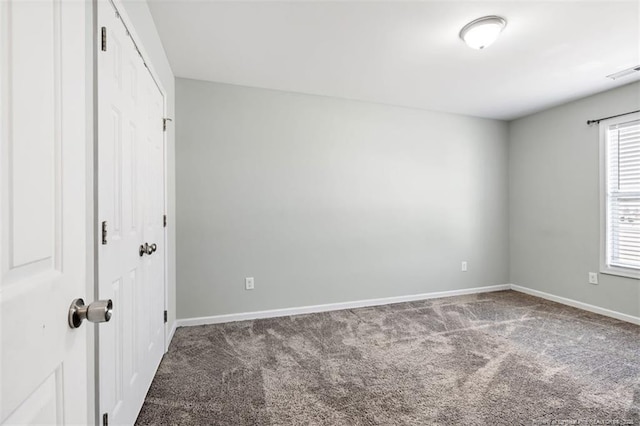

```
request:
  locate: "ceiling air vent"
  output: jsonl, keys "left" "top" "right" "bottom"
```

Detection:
{"left": 606, "top": 65, "right": 640, "bottom": 80}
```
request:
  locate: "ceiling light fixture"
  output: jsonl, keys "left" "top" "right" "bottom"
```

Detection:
{"left": 459, "top": 16, "right": 507, "bottom": 50}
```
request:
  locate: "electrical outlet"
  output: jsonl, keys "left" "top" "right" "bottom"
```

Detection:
{"left": 588, "top": 272, "right": 598, "bottom": 285}
{"left": 461, "top": 261, "right": 468, "bottom": 272}
{"left": 245, "top": 277, "right": 255, "bottom": 290}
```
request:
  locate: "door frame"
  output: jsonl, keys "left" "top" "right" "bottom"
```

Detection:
{"left": 93, "top": 0, "right": 169, "bottom": 423}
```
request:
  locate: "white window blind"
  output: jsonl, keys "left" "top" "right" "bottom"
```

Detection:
{"left": 604, "top": 118, "right": 640, "bottom": 272}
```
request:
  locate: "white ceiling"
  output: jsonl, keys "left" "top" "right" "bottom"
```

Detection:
{"left": 148, "top": 0, "right": 640, "bottom": 120}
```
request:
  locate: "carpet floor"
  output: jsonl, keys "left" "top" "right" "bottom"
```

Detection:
{"left": 136, "top": 290, "right": 640, "bottom": 425}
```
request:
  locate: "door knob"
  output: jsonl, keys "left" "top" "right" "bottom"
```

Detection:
{"left": 68, "top": 298, "right": 113, "bottom": 329}
{"left": 139, "top": 243, "right": 152, "bottom": 257}
{"left": 139, "top": 242, "right": 157, "bottom": 256}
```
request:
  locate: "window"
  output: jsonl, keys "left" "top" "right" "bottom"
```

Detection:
{"left": 600, "top": 113, "right": 640, "bottom": 279}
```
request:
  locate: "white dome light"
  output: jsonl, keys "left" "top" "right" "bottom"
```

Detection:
{"left": 459, "top": 16, "right": 507, "bottom": 50}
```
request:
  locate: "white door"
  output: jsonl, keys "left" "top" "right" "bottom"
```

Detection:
{"left": 140, "top": 64, "right": 166, "bottom": 379}
{"left": 0, "top": 0, "right": 91, "bottom": 425}
{"left": 97, "top": 1, "right": 165, "bottom": 424}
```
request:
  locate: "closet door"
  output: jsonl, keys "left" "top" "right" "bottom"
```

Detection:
{"left": 140, "top": 74, "right": 166, "bottom": 389}
{"left": 97, "top": 1, "right": 165, "bottom": 424}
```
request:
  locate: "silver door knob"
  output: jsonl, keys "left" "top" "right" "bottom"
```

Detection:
{"left": 139, "top": 243, "right": 152, "bottom": 256}
{"left": 68, "top": 298, "right": 113, "bottom": 329}
{"left": 139, "top": 242, "right": 157, "bottom": 256}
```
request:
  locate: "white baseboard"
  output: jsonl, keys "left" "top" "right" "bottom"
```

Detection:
{"left": 510, "top": 284, "right": 640, "bottom": 326}
{"left": 176, "top": 284, "right": 511, "bottom": 327}
{"left": 166, "top": 321, "right": 177, "bottom": 351}
{"left": 176, "top": 284, "right": 640, "bottom": 328}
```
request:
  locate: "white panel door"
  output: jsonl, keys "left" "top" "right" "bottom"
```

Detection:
{"left": 140, "top": 57, "right": 166, "bottom": 387}
{"left": 97, "top": 1, "right": 165, "bottom": 424}
{"left": 0, "top": 0, "right": 90, "bottom": 425}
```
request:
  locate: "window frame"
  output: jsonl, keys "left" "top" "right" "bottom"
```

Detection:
{"left": 599, "top": 112, "right": 640, "bottom": 280}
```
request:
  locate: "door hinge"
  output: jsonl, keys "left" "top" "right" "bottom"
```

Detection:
{"left": 163, "top": 214, "right": 167, "bottom": 228}
{"left": 163, "top": 118, "right": 172, "bottom": 132}
{"left": 102, "top": 413, "right": 108, "bottom": 426}
{"left": 101, "top": 27, "right": 107, "bottom": 52}
{"left": 101, "top": 221, "right": 108, "bottom": 245}
{"left": 164, "top": 310, "right": 168, "bottom": 323}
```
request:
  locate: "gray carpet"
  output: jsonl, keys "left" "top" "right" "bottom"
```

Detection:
{"left": 136, "top": 290, "right": 640, "bottom": 425}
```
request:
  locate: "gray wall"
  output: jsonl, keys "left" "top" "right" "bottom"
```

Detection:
{"left": 176, "top": 78, "right": 509, "bottom": 319}
{"left": 509, "top": 81, "right": 640, "bottom": 317}
{"left": 121, "top": 1, "right": 177, "bottom": 331}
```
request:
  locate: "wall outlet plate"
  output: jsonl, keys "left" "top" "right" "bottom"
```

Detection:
{"left": 245, "top": 277, "right": 255, "bottom": 290}
{"left": 461, "top": 261, "right": 468, "bottom": 272}
{"left": 588, "top": 272, "right": 598, "bottom": 285}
